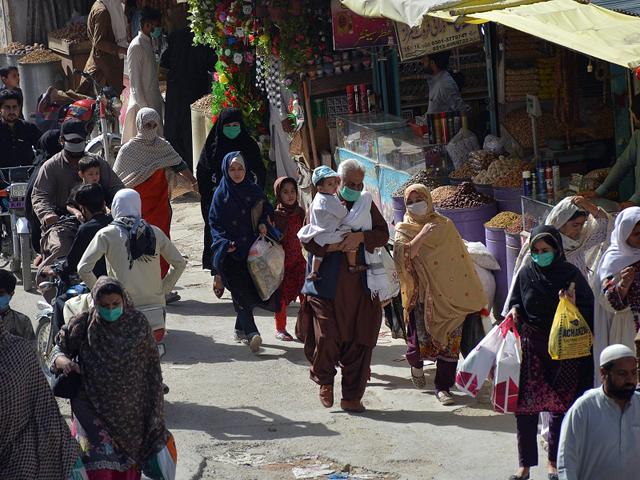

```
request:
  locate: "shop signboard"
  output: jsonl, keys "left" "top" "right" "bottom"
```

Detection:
{"left": 331, "top": 0, "right": 396, "bottom": 50}
{"left": 395, "top": 17, "right": 482, "bottom": 61}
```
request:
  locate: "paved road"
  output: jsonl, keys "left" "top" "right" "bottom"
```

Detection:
{"left": 12, "top": 197, "right": 556, "bottom": 480}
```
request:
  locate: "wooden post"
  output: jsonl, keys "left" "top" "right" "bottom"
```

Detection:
{"left": 303, "top": 79, "right": 319, "bottom": 168}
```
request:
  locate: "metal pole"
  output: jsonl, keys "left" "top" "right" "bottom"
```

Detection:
{"left": 483, "top": 24, "right": 498, "bottom": 135}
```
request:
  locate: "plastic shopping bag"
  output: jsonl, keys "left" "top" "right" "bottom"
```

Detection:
{"left": 247, "top": 236, "right": 285, "bottom": 301}
{"left": 548, "top": 297, "right": 593, "bottom": 360}
{"left": 144, "top": 434, "right": 177, "bottom": 480}
{"left": 365, "top": 246, "right": 400, "bottom": 302}
{"left": 455, "top": 319, "right": 505, "bottom": 396}
{"left": 492, "top": 322, "right": 521, "bottom": 414}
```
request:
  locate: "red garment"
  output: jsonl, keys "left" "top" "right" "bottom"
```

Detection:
{"left": 278, "top": 214, "right": 306, "bottom": 306}
{"left": 135, "top": 169, "right": 171, "bottom": 277}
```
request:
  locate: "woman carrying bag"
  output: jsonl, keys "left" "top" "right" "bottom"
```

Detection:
{"left": 506, "top": 226, "right": 594, "bottom": 480}
{"left": 209, "top": 151, "right": 279, "bottom": 353}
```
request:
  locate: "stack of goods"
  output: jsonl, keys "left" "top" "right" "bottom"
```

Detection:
{"left": 474, "top": 156, "right": 520, "bottom": 185}
{"left": 493, "top": 161, "right": 533, "bottom": 187}
{"left": 582, "top": 168, "right": 618, "bottom": 201}
{"left": 431, "top": 186, "right": 457, "bottom": 206}
{"left": 450, "top": 150, "right": 496, "bottom": 179}
{"left": 392, "top": 170, "right": 445, "bottom": 197}
{"left": 502, "top": 108, "right": 561, "bottom": 149}
{"left": 191, "top": 94, "right": 216, "bottom": 110}
{"left": 505, "top": 66, "right": 538, "bottom": 102}
{"left": 535, "top": 57, "right": 555, "bottom": 100}
{"left": 507, "top": 214, "right": 535, "bottom": 234}
{"left": 49, "top": 23, "right": 89, "bottom": 44}
{"left": 505, "top": 29, "right": 540, "bottom": 58}
{"left": 485, "top": 212, "right": 522, "bottom": 229}
{"left": 438, "top": 182, "right": 494, "bottom": 209}
{"left": 0, "top": 42, "right": 45, "bottom": 55}
{"left": 18, "top": 49, "right": 61, "bottom": 64}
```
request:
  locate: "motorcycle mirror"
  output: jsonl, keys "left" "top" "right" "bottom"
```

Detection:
{"left": 38, "top": 281, "right": 55, "bottom": 292}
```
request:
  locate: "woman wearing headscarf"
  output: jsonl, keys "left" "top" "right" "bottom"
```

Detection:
{"left": 209, "top": 151, "right": 277, "bottom": 353}
{"left": 78, "top": 189, "right": 186, "bottom": 341}
{"left": 50, "top": 277, "right": 175, "bottom": 479}
{"left": 600, "top": 207, "right": 640, "bottom": 352}
{"left": 114, "top": 107, "right": 197, "bottom": 281}
{"left": 197, "top": 107, "right": 267, "bottom": 294}
{"left": 393, "top": 184, "right": 487, "bottom": 405}
{"left": 273, "top": 176, "right": 306, "bottom": 341}
{"left": 506, "top": 226, "right": 594, "bottom": 480}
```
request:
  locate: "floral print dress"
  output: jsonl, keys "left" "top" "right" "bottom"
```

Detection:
{"left": 279, "top": 214, "right": 306, "bottom": 305}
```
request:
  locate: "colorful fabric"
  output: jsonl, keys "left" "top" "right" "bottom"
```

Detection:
{"left": 279, "top": 214, "right": 306, "bottom": 305}
{"left": 114, "top": 108, "right": 182, "bottom": 189}
{"left": 55, "top": 277, "right": 171, "bottom": 468}
{"left": 412, "top": 300, "right": 461, "bottom": 362}
{"left": 0, "top": 313, "right": 81, "bottom": 478}
{"left": 393, "top": 184, "right": 486, "bottom": 346}
{"left": 143, "top": 434, "right": 177, "bottom": 480}
{"left": 603, "top": 260, "right": 640, "bottom": 333}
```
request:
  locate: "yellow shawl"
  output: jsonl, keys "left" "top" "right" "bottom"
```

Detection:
{"left": 393, "top": 184, "right": 487, "bottom": 346}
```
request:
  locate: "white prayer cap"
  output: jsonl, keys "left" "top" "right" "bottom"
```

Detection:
{"left": 600, "top": 344, "right": 636, "bottom": 367}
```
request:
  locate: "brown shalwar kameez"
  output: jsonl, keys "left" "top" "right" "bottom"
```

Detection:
{"left": 298, "top": 202, "right": 389, "bottom": 401}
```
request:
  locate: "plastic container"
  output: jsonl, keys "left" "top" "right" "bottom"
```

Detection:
{"left": 435, "top": 202, "right": 497, "bottom": 243}
{"left": 17, "top": 58, "right": 64, "bottom": 121}
{"left": 408, "top": 122, "right": 429, "bottom": 137}
{"left": 493, "top": 186, "right": 523, "bottom": 214}
{"left": 6, "top": 53, "right": 24, "bottom": 66}
{"left": 505, "top": 231, "right": 523, "bottom": 290}
{"left": 391, "top": 195, "right": 406, "bottom": 225}
{"left": 473, "top": 183, "right": 494, "bottom": 197}
{"left": 449, "top": 177, "right": 470, "bottom": 188}
{"left": 485, "top": 226, "right": 508, "bottom": 312}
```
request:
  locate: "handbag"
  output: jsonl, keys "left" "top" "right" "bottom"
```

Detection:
{"left": 51, "top": 369, "right": 81, "bottom": 399}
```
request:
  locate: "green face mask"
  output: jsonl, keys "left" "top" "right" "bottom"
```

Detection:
{"left": 223, "top": 125, "right": 242, "bottom": 140}
{"left": 340, "top": 186, "right": 362, "bottom": 202}
{"left": 97, "top": 306, "right": 123, "bottom": 323}
{"left": 151, "top": 27, "right": 163, "bottom": 39}
{"left": 531, "top": 251, "right": 555, "bottom": 267}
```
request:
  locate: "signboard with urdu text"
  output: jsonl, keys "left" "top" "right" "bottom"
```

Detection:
{"left": 331, "top": 0, "right": 396, "bottom": 50}
{"left": 395, "top": 17, "right": 482, "bottom": 61}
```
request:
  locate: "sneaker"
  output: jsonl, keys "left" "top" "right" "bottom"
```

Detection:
{"left": 436, "top": 390, "right": 455, "bottom": 406}
{"left": 249, "top": 334, "right": 262, "bottom": 353}
{"left": 233, "top": 331, "right": 247, "bottom": 344}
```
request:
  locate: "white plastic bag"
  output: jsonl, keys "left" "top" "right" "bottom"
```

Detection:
{"left": 492, "top": 325, "right": 521, "bottom": 414}
{"left": 366, "top": 246, "right": 400, "bottom": 302}
{"left": 445, "top": 127, "right": 480, "bottom": 169}
{"left": 455, "top": 320, "right": 504, "bottom": 396}
{"left": 247, "top": 236, "right": 285, "bottom": 301}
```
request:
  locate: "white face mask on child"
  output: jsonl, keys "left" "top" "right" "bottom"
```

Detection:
{"left": 406, "top": 200, "right": 428, "bottom": 216}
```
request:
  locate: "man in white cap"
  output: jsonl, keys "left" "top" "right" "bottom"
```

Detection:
{"left": 557, "top": 344, "right": 640, "bottom": 480}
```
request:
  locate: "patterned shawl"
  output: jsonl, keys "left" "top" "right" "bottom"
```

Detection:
{"left": 113, "top": 108, "right": 182, "bottom": 188}
{"left": 56, "top": 277, "right": 170, "bottom": 468}
{"left": 0, "top": 314, "right": 80, "bottom": 478}
{"left": 393, "top": 184, "right": 487, "bottom": 346}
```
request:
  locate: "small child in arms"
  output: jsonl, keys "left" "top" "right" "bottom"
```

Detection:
{"left": 67, "top": 156, "right": 101, "bottom": 222}
{"left": 297, "top": 166, "right": 367, "bottom": 281}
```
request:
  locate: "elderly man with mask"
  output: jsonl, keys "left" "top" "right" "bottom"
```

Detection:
{"left": 557, "top": 344, "right": 640, "bottom": 480}
{"left": 31, "top": 119, "right": 124, "bottom": 278}
{"left": 296, "top": 158, "right": 389, "bottom": 413}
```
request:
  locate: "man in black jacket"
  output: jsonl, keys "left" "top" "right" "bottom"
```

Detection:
{"left": 0, "top": 89, "right": 41, "bottom": 168}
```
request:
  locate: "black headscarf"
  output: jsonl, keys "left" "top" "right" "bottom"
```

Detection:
{"left": 508, "top": 225, "right": 594, "bottom": 332}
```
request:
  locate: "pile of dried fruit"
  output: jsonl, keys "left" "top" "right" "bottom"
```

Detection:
{"left": 18, "top": 49, "right": 61, "bottom": 64}
{"left": 451, "top": 151, "right": 496, "bottom": 179}
{"left": 474, "top": 156, "right": 520, "bottom": 184}
{"left": 430, "top": 186, "right": 457, "bottom": 205}
{"left": 492, "top": 161, "right": 533, "bottom": 187}
{"left": 392, "top": 170, "right": 444, "bottom": 197}
{"left": 485, "top": 211, "right": 522, "bottom": 229}
{"left": 49, "top": 23, "right": 89, "bottom": 44}
{"left": 506, "top": 215, "right": 535, "bottom": 234}
{"left": 191, "top": 93, "right": 216, "bottom": 110}
{"left": 437, "top": 182, "right": 494, "bottom": 209}
{"left": 0, "top": 42, "right": 45, "bottom": 55}
{"left": 502, "top": 109, "right": 561, "bottom": 149}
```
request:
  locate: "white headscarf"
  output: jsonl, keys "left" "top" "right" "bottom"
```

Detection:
{"left": 600, "top": 207, "right": 640, "bottom": 280}
{"left": 113, "top": 108, "right": 182, "bottom": 188}
{"left": 111, "top": 188, "right": 142, "bottom": 219}
{"left": 98, "top": 0, "right": 129, "bottom": 56}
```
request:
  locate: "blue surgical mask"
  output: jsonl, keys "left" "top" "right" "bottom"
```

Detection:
{"left": 97, "top": 306, "right": 123, "bottom": 323}
{"left": 340, "top": 186, "right": 361, "bottom": 202}
{"left": 0, "top": 294, "right": 10, "bottom": 310}
{"left": 532, "top": 251, "right": 555, "bottom": 267}
{"left": 223, "top": 125, "right": 242, "bottom": 140}
{"left": 151, "top": 27, "right": 163, "bottom": 39}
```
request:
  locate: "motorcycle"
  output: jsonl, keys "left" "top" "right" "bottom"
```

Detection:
{"left": 72, "top": 69, "right": 123, "bottom": 166}
{"left": 0, "top": 166, "right": 34, "bottom": 290}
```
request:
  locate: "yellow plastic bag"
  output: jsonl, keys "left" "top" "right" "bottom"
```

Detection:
{"left": 548, "top": 297, "right": 593, "bottom": 360}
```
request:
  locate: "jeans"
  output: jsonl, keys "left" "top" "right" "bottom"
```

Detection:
{"left": 234, "top": 308, "right": 259, "bottom": 338}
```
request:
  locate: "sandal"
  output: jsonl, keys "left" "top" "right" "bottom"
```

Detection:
{"left": 348, "top": 264, "right": 368, "bottom": 274}
{"left": 275, "top": 329, "right": 294, "bottom": 341}
{"left": 165, "top": 291, "right": 180, "bottom": 304}
{"left": 410, "top": 367, "right": 426, "bottom": 389}
{"left": 306, "top": 271, "right": 321, "bottom": 282}
{"left": 436, "top": 390, "right": 455, "bottom": 406}
{"left": 508, "top": 475, "right": 530, "bottom": 480}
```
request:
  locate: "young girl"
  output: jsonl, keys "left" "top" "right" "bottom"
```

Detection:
{"left": 273, "top": 177, "right": 306, "bottom": 341}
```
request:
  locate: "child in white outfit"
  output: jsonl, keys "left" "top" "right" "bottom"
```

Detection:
{"left": 297, "top": 166, "right": 367, "bottom": 281}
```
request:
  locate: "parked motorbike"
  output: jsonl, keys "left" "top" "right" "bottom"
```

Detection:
{"left": 72, "top": 69, "right": 122, "bottom": 166}
{"left": 0, "top": 166, "right": 34, "bottom": 290}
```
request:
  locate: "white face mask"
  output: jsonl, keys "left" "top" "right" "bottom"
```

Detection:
{"left": 406, "top": 200, "right": 428, "bottom": 216}
{"left": 64, "top": 140, "right": 86, "bottom": 155}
